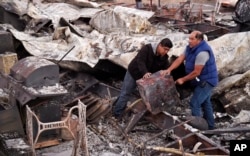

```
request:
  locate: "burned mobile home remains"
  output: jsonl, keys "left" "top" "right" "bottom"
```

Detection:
{"left": 1, "top": 0, "right": 250, "bottom": 155}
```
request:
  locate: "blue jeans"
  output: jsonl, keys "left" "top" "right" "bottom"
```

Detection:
{"left": 113, "top": 71, "right": 137, "bottom": 117}
{"left": 190, "top": 82, "right": 215, "bottom": 130}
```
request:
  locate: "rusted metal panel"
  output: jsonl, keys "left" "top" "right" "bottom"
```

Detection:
{"left": 10, "top": 56, "right": 59, "bottom": 88}
{"left": 136, "top": 72, "right": 181, "bottom": 115}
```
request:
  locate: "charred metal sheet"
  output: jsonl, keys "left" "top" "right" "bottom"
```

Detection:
{"left": 0, "top": 73, "right": 67, "bottom": 105}
{"left": 175, "top": 23, "right": 230, "bottom": 40}
{"left": 60, "top": 72, "right": 100, "bottom": 98}
{"left": 10, "top": 56, "right": 59, "bottom": 88}
{"left": 122, "top": 100, "right": 229, "bottom": 155}
{"left": 150, "top": 15, "right": 230, "bottom": 40}
{"left": 136, "top": 72, "right": 181, "bottom": 115}
{"left": 144, "top": 111, "right": 229, "bottom": 155}
{"left": 59, "top": 17, "right": 85, "bottom": 37}
{"left": 27, "top": 19, "right": 53, "bottom": 34}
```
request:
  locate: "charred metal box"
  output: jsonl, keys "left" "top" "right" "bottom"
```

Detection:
{"left": 10, "top": 56, "right": 59, "bottom": 88}
{"left": 27, "top": 96, "right": 63, "bottom": 141}
{"left": 136, "top": 72, "right": 181, "bottom": 115}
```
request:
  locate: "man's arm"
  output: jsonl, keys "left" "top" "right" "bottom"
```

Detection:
{"left": 176, "top": 65, "right": 203, "bottom": 85}
{"left": 176, "top": 52, "right": 208, "bottom": 85}
{"left": 161, "top": 54, "right": 185, "bottom": 75}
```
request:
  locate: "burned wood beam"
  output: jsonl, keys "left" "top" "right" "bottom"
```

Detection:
{"left": 145, "top": 146, "right": 196, "bottom": 156}
{"left": 202, "top": 127, "right": 250, "bottom": 134}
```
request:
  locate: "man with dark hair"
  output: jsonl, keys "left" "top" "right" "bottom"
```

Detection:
{"left": 113, "top": 38, "right": 173, "bottom": 119}
{"left": 161, "top": 30, "right": 218, "bottom": 130}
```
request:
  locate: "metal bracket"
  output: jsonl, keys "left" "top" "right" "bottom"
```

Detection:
{"left": 26, "top": 99, "right": 89, "bottom": 156}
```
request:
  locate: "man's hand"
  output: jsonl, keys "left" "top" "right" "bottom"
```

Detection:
{"left": 143, "top": 72, "right": 151, "bottom": 79}
{"left": 175, "top": 78, "right": 185, "bottom": 85}
{"left": 160, "top": 69, "right": 171, "bottom": 76}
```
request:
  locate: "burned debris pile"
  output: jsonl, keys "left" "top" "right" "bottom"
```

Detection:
{"left": 0, "top": 0, "right": 250, "bottom": 156}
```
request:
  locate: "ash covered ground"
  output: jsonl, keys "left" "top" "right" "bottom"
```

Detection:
{"left": 35, "top": 85, "right": 237, "bottom": 156}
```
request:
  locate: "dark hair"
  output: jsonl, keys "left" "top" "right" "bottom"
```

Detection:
{"left": 160, "top": 38, "right": 173, "bottom": 48}
{"left": 195, "top": 31, "right": 204, "bottom": 40}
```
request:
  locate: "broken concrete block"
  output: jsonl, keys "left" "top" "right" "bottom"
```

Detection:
{"left": 0, "top": 52, "right": 18, "bottom": 75}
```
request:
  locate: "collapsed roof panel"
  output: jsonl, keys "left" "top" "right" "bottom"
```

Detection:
{"left": 0, "top": 0, "right": 29, "bottom": 15}
{"left": 27, "top": 2, "right": 103, "bottom": 29}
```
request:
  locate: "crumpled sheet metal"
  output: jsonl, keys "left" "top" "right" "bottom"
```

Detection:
{"left": 0, "top": 0, "right": 102, "bottom": 17}
{"left": 113, "top": 6, "right": 154, "bottom": 20}
{"left": 27, "top": 2, "right": 103, "bottom": 28}
{"left": 7, "top": 24, "right": 189, "bottom": 70}
{"left": 136, "top": 72, "right": 181, "bottom": 115}
{"left": 89, "top": 10, "right": 127, "bottom": 34}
